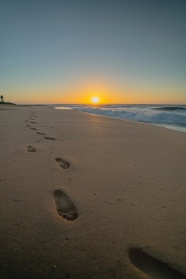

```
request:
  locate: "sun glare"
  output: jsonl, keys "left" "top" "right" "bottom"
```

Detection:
{"left": 91, "top": 96, "right": 100, "bottom": 104}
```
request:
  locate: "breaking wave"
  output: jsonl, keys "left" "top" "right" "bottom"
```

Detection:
{"left": 55, "top": 104, "right": 186, "bottom": 132}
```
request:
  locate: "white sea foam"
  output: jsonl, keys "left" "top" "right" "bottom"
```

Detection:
{"left": 55, "top": 106, "right": 72, "bottom": 110}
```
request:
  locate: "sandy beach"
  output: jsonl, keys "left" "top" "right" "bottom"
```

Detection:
{"left": 0, "top": 105, "right": 186, "bottom": 279}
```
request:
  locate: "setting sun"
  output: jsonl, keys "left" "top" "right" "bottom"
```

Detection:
{"left": 91, "top": 96, "right": 100, "bottom": 104}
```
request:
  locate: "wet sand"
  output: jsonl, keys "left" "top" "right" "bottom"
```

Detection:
{"left": 0, "top": 105, "right": 186, "bottom": 279}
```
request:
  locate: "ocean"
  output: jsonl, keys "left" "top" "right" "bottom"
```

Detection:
{"left": 55, "top": 104, "right": 186, "bottom": 133}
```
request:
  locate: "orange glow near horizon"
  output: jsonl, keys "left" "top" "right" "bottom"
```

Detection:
{"left": 8, "top": 79, "right": 186, "bottom": 105}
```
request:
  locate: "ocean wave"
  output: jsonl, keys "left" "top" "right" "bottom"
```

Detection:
{"left": 74, "top": 105, "right": 186, "bottom": 126}
{"left": 55, "top": 104, "right": 186, "bottom": 132}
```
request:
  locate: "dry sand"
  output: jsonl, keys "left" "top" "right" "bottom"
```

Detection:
{"left": 0, "top": 105, "right": 186, "bottom": 279}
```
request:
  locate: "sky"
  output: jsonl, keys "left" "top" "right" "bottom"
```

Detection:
{"left": 0, "top": 0, "right": 186, "bottom": 104}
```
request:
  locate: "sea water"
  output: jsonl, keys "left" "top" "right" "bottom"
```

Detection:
{"left": 55, "top": 104, "right": 186, "bottom": 133}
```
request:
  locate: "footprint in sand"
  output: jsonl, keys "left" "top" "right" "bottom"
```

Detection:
{"left": 31, "top": 121, "right": 36, "bottom": 124}
{"left": 128, "top": 247, "right": 185, "bottom": 279}
{"left": 55, "top": 158, "right": 70, "bottom": 169}
{"left": 53, "top": 189, "right": 78, "bottom": 221}
{"left": 44, "top": 136, "right": 56, "bottom": 140}
{"left": 30, "top": 128, "right": 37, "bottom": 130}
{"left": 37, "top": 132, "right": 46, "bottom": 135}
{"left": 27, "top": 146, "right": 36, "bottom": 152}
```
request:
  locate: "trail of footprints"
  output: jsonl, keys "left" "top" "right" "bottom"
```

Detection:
{"left": 25, "top": 111, "right": 185, "bottom": 278}
{"left": 26, "top": 111, "right": 77, "bottom": 222}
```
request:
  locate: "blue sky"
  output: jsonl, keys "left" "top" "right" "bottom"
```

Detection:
{"left": 0, "top": 0, "right": 186, "bottom": 104}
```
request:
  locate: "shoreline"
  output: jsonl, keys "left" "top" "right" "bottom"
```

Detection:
{"left": 54, "top": 105, "right": 186, "bottom": 133}
{"left": 0, "top": 105, "right": 186, "bottom": 279}
{"left": 79, "top": 110, "right": 186, "bottom": 134}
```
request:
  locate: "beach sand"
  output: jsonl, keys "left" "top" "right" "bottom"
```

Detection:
{"left": 0, "top": 105, "right": 186, "bottom": 279}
